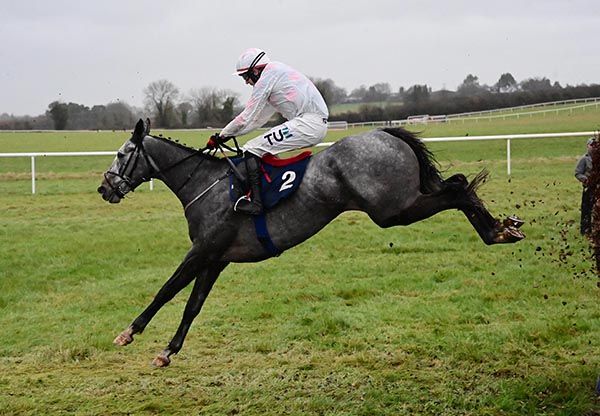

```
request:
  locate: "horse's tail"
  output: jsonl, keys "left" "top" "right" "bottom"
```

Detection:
{"left": 382, "top": 127, "right": 443, "bottom": 193}
{"left": 466, "top": 169, "right": 489, "bottom": 196}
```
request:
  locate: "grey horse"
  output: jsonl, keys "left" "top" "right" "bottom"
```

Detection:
{"left": 98, "top": 119, "right": 524, "bottom": 367}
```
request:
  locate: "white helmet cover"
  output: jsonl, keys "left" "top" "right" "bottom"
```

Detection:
{"left": 234, "top": 48, "right": 271, "bottom": 76}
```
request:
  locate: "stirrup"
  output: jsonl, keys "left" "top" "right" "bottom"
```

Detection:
{"left": 234, "top": 195, "right": 262, "bottom": 215}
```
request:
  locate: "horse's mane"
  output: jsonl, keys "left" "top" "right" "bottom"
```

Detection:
{"left": 147, "top": 134, "right": 222, "bottom": 162}
{"left": 381, "top": 127, "right": 444, "bottom": 193}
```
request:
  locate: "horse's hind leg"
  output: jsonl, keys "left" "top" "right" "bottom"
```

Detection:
{"left": 377, "top": 174, "right": 471, "bottom": 227}
{"left": 377, "top": 172, "right": 524, "bottom": 245}
{"left": 459, "top": 197, "right": 524, "bottom": 245}
{"left": 453, "top": 172, "right": 524, "bottom": 244}
{"left": 152, "top": 262, "right": 228, "bottom": 367}
{"left": 113, "top": 244, "right": 204, "bottom": 347}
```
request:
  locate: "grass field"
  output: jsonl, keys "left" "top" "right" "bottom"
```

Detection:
{"left": 1, "top": 110, "right": 600, "bottom": 415}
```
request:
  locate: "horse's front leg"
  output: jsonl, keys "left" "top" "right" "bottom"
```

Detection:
{"left": 114, "top": 244, "right": 204, "bottom": 347}
{"left": 152, "top": 262, "right": 229, "bottom": 367}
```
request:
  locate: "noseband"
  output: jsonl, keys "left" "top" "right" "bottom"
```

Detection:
{"left": 104, "top": 135, "right": 210, "bottom": 199}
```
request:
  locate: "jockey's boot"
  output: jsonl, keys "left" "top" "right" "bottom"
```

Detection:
{"left": 234, "top": 153, "right": 263, "bottom": 216}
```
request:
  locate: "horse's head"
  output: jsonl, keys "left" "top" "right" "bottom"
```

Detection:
{"left": 97, "top": 118, "right": 154, "bottom": 203}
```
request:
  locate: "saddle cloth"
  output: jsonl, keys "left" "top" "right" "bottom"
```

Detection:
{"left": 229, "top": 151, "right": 312, "bottom": 210}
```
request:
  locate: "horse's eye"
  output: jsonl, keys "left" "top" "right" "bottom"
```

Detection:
{"left": 117, "top": 152, "right": 125, "bottom": 159}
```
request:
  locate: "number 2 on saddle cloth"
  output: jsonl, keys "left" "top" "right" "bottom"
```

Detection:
{"left": 228, "top": 151, "right": 312, "bottom": 256}
{"left": 228, "top": 151, "right": 312, "bottom": 210}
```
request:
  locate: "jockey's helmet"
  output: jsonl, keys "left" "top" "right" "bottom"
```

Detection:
{"left": 234, "top": 48, "right": 270, "bottom": 83}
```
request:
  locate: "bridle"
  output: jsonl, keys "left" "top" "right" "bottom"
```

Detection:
{"left": 103, "top": 135, "right": 212, "bottom": 199}
{"left": 103, "top": 143, "right": 151, "bottom": 199}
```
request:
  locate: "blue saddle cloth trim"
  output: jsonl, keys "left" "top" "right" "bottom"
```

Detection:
{"left": 253, "top": 214, "right": 282, "bottom": 256}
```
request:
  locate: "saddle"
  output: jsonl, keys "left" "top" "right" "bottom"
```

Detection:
{"left": 229, "top": 151, "right": 312, "bottom": 210}
{"left": 228, "top": 151, "right": 312, "bottom": 256}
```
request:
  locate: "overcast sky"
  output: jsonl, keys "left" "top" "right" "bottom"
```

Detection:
{"left": 2, "top": 0, "right": 600, "bottom": 116}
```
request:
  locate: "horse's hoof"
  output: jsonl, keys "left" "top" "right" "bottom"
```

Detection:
{"left": 492, "top": 226, "right": 525, "bottom": 244}
{"left": 152, "top": 354, "right": 171, "bottom": 368}
{"left": 113, "top": 329, "right": 134, "bottom": 346}
{"left": 502, "top": 226, "right": 525, "bottom": 243}
{"left": 503, "top": 215, "right": 525, "bottom": 229}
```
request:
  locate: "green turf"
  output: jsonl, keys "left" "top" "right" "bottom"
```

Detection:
{"left": 0, "top": 115, "right": 599, "bottom": 414}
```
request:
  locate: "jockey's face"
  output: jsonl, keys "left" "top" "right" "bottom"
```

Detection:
{"left": 241, "top": 72, "right": 255, "bottom": 86}
{"left": 240, "top": 68, "right": 262, "bottom": 86}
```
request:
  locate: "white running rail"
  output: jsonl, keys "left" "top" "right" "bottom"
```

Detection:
{"left": 0, "top": 131, "right": 596, "bottom": 194}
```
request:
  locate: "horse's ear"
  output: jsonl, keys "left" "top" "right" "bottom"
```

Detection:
{"left": 144, "top": 118, "right": 151, "bottom": 136}
{"left": 131, "top": 119, "right": 145, "bottom": 145}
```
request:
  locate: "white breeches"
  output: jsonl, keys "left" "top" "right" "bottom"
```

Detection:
{"left": 242, "top": 113, "right": 328, "bottom": 157}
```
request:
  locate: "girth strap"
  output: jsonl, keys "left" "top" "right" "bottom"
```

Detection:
{"left": 253, "top": 214, "right": 282, "bottom": 257}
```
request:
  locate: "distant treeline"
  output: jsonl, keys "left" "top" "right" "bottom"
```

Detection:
{"left": 2, "top": 73, "right": 600, "bottom": 130}
{"left": 0, "top": 79, "right": 242, "bottom": 131}
{"left": 329, "top": 83, "right": 600, "bottom": 123}
{"left": 0, "top": 101, "right": 141, "bottom": 131}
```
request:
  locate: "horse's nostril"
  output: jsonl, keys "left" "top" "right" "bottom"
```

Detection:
{"left": 97, "top": 186, "right": 105, "bottom": 194}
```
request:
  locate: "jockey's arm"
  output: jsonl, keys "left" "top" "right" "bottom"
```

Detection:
{"left": 220, "top": 72, "right": 278, "bottom": 138}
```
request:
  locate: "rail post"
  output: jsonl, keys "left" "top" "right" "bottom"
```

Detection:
{"left": 31, "top": 156, "right": 36, "bottom": 194}
{"left": 506, "top": 139, "right": 511, "bottom": 176}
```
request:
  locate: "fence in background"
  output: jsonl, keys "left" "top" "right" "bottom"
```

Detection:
{"left": 346, "top": 96, "right": 600, "bottom": 128}
{"left": 445, "top": 96, "right": 600, "bottom": 119}
{"left": 326, "top": 121, "right": 349, "bottom": 130}
{"left": 1, "top": 131, "right": 596, "bottom": 194}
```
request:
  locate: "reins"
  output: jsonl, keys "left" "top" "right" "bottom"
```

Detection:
{"left": 108, "top": 131, "right": 246, "bottom": 212}
{"left": 146, "top": 134, "right": 210, "bottom": 194}
{"left": 183, "top": 137, "right": 246, "bottom": 213}
{"left": 145, "top": 134, "right": 246, "bottom": 213}
{"left": 183, "top": 136, "right": 251, "bottom": 213}
{"left": 183, "top": 173, "right": 229, "bottom": 213}
{"left": 215, "top": 137, "right": 247, "bottom": 184}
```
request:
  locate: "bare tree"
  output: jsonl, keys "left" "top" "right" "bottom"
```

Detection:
{"left": 104, "top": 102, "right": 135, "bottom": 130}
{"left": 143, "top": 79, "right": 179, "bottom": 128}
{"left": 189, "top": 87, "right": 239, "bottom": 127}
{"left": 176, "top": 101, "right": 193, "bottom": 128}
{"left": 220, "top": 96, "right": 237, "bottom": 124}
{"left": 349, "top": 85, "right": 368, "bottom": 102}
{"left": 190, "top": 87, "right": 221, "bottom": 127}
{"left": 311, "top": 78, "right": 347, "bottom": 106}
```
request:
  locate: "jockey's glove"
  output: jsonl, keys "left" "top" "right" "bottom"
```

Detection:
{"left": 206, "top": 133, "right": 224, "bottom": 149}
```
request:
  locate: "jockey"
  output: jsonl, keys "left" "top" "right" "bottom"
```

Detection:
{"left": 207, "top": 48, "right": 329, "bottom": 215}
